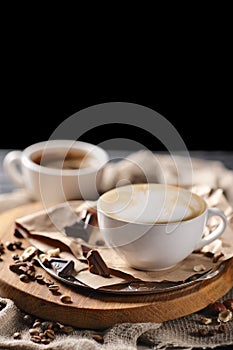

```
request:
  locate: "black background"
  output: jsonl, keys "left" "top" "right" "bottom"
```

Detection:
{"left": 1, "top": 8, "right": 232, "bottom": 152}
{"left": 2, "top": 66, "right": 231, "bottom": 152}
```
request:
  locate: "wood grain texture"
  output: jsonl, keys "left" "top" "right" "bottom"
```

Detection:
{"left": 0, "top": 202, "right": 233, "bottom": 329}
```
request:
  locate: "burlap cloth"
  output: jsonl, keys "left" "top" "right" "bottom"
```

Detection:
{"left": 0, "top": 150, "right": 233, "bottom": 349}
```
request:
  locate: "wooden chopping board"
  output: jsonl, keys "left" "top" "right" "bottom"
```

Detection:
{"left": 0, "top": 202, "right": 233, "bottom": 330}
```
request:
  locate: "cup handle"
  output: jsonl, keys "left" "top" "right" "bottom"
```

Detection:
{"left": 194, "top": 207, "right": 227, "bottom": 251}
{"left": 3, "top": 150, "right": 25, "bottom": 187}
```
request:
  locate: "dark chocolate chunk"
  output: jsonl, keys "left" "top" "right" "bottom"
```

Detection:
{"left": 50, "top": 258, "right": 75, "bottom": 277}
{"left": 86, "top": 250, "right": 110, "bottom": 278}
{"left": 81, "top": 244, "right": 92, "bottom": 258}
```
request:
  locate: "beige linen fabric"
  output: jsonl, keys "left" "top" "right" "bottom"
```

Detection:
{"left": 0, "top": 289, "right": 233, "bottom": 349}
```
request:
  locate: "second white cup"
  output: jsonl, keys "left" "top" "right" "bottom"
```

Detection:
{"left": 3, "top": 140, "right": 109, "bottom": 204}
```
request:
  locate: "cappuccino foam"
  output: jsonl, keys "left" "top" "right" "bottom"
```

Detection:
{"left": 99, "top": 184, "right": 206, "bottom": 224}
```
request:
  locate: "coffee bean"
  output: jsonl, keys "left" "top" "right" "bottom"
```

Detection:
{"left": 218, "top": 324, "right": 227, "bottom": 333}
{"left": 5, "top": 241, "right": 16, "bottom": 251}
{"left": 13, "top": 332, "right": 22, "bottom": 339}
{"left": 60, "top": 294, "right": 72, "bottom": 303}
{"left": 30, "top": 335, "right": 41, "bottom": 343}
{"left": 198, "top": 328, "right": 209, "bottom": 336}
{"left": 32, "top": 320, "right": 41, "bottom": 328}
{"left": 19, "top": 273, "right": 30, "bottom": 282}
{"left": 23, "top": 314, "right": 33, "bottom": 324}
{"left": 44, "top": 329, "right": 55, "bottom": 339}
{"left": 35, "top": 274, "right": 46, "bottom": 284}
{"left": 14, "top": 241, "right": 23, "bottom": 249}
{"left": 48, "top": 284, "right": 60, "bottom": 292}
{"left": 29, "top": 328, "right": 40, "bottom": 336}
{"left": 92, "top": 334, "right": 104, "bottom": 343}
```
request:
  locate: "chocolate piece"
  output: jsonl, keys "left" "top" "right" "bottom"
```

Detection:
{"left": 49, "top": 258, "right": 74, "bottom": 277}
{"left": 86, "top": 249, "right": 110, "bottom": 277}
{"left": 81, "top": 244, "right": 92, "bottom": 258}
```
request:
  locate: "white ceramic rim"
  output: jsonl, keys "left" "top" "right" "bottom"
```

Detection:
{"left": 97, "top": 183, "right": 207, "bottom": 226}
{"left": 22, "top": 140, "right": 109, "bottom": 175}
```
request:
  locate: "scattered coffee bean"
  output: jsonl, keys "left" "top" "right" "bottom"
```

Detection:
{"left": 223, "top": 298, "right": 233, "bottom": 312}
{"left": 32, "top": 320, "right": 41, "bottom": 328}
{"left": 12, "top": 253, "right": 20, "bottom": 261}
{"left": 48, "top": 284, "right": 60, "bottom": 292}
{"left": 9, "top": 261, "right": 35, "bottom": 276}
{"left": 19, "top": 273, "right": 30, "bottom": 282}
{"left": 198, "top": 328, "right": 209, "bottom": 336}
{"left": 44, "top": 329, "right": 55, "bottom": 339}
{"left": 14, "top": 240, "right": 23, "bottom": 250}
{"left": 218, "top": 324, "right": 227, "bottom": 333}
{"left": 92, "top": 333, "right": 104, "bottom": 343}
{"left": 60, "top": 294, "right": 72, "bottom": 303}
{"left": 29, "top": 328, "right": 40, "bottom": 336}
{"left": 35, "top": 274, "right": 46, "bottom": 284}
{"left": 41, "top": 321, "right": 54, "bottom": 330}
{"left": 30, "top": 335, "right": 41, "bottom": 343}
{"left": 23, "top": 314, "right": 33, "bottom": 325}
{"left": 13, "top": 332, "right": 22, "bottom": 339}
{"left": 44, "top": 278, "right": 55, "bottom": 286}
{"left": 5, "top": 241, "right": 16, "bottom": 251}
{"left": 17, "top": 311, "right": 82, "bottom": 345}
{"left": 208, "top": 301, "right": 227, "bottom": 315}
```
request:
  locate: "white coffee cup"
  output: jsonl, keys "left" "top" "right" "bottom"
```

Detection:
{"left": 3, "top": 140, "right": 109, "bottom": 204}
{"left": 97, "top": 183, "right": 227, "bottom": 271}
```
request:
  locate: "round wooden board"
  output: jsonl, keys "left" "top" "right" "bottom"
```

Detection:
{"left": 0, "top": 202, "right": 233, "bottom": 330}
